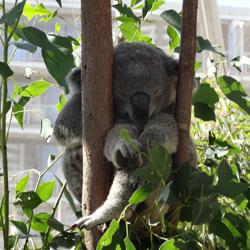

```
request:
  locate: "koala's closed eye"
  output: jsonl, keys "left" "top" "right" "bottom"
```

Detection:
{"left": 153, "top": 88, "right": 161, "bottom": 95}
{"left": 114, "top": 89, "right": 126, "bottom": 99}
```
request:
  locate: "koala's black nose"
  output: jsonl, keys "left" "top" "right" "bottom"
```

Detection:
{"left": 130, "top": 92, "right": 150, "bottom": 121}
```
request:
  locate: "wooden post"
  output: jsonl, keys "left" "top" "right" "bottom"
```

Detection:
{"left": 174, "top": 0, "right": 198, "bottom": 165}
{"left": 81, "top": 0, "right": 113, "bottom": 249}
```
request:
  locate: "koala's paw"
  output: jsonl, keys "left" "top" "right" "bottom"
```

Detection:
{"left": 139, "top": 132, "right": 162, "bottom": 151}
{"left": 112, "top": 139, "right": 141, "bottom": 169}
{"left": 72, "top": 214, "right": 105, "bottom": 230}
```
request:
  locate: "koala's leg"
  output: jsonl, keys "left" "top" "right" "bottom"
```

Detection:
{"left": 104, "top": 124, "right": 141, "bottom": 169}
{"left": 63, "top": 145, "right": 83, "bottom": 203}
{"left": 139, "top": 113, "right": 178, "bottom": 154}
{"left": 73, "top": 169, "right": 139, "bottom": 230}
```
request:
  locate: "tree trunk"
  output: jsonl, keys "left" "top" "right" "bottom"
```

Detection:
{"left": 174, "top": 0, "right": 198, "bottom": 165}
{"left": 81, "top": 0, "right": 113, "bottom": 249}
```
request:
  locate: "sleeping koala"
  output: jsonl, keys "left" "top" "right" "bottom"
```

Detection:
{"left": 53, "top": 42, "right": 196, "bottom": 229}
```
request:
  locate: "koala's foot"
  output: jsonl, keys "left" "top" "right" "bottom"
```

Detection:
{"left": 112, "top": 139, "right": 142, "bottom": 169}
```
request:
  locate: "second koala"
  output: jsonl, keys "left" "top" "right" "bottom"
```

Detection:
{"left": 53, "top": 42, "right": 196, "bottom": 229}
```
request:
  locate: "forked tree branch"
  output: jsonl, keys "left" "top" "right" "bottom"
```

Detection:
{"left": 81, "top": 0, "right": 113, "bottom": 248}
{"left": 174, "top": 0, "right": 198, "bottom": 166}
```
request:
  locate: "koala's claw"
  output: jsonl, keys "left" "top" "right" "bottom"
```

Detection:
{"left": 112, "top": 139, "right": 141, "bottom": 169}
{"left": 71, "top": 215, "right": 99, "bottom": 230}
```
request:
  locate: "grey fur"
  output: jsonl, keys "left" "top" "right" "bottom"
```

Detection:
{"left": 53, "top": 42, "right": 196, "bottom": 229}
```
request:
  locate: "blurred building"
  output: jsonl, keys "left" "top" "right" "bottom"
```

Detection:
{"left": 0, "top": 0, "right": 250, "bottom": 245}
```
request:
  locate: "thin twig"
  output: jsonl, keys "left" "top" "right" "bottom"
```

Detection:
{"left": 43, "top": 182, "right": 67, "bottom": 246}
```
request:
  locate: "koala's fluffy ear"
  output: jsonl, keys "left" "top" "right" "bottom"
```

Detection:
{"left": 67, "top": 67, "right": 81, "bottom": 95}
{"left": 161, "top": 54, "right": 179, "bottom": 82}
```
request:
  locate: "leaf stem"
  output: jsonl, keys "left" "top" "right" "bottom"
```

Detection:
{"left": 1, "top": 1, "right": 10, "bottom": 249}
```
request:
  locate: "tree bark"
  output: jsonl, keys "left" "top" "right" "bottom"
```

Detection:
{"left": 81, "top": 0, "right": 113, "bottom": 249}
{"left": 174, "top": 0, "right": 198, "bottom": 166}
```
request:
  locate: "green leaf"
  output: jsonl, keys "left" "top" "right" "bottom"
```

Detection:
{"left": 120, "top": 128, "right": 132, "bottom": 145}
{"left": 195, "top": 61, "right": 202, "bottom": 71}
{"left": 20, "top": 80, "right": 52, "bottom": 97}
{"left": 189, "top": 172, "right": 213, "bottom": 197}
{"left": 119, "top": 20, "right": 139, "bottom": 41}
{"left": 16, "top": 26, "right": 54, "bottom": 50}
{"left": 193, "top": 84, "right": 219, "bottom": 106}
{"left": 218, "top": 160, "right": 233, "bottom": 183}
{"left": 161, "top": 9, "right": 181, "bottom": 31}
{"left": 16, "top": 175, "right": 29, "bottom": 195}
{"left": 56, "top": 94, "right": 67, "bottom": 112}
{"left": 167, "top": 25, "right": 180, "bottom": 50}
{"left": 124, "top": 236, "right": 136, "bottom": 250}
{"left": 50, "top": 35, "right": 73, "bottom": 53}
{"left": 211, "top": 181, "right": 248, "bottom": 199}
{"left": 197, "top": 36, "right": 224, "bottom": 55}
{"left": 209, "top": 219, "right": 237, "bottom": 249}
{"left": 36, "top": 181, "right": 56, "bottom": 202}
{"left": 40, "top": 117, "right": 53, "bottom": 142}
{"left": 0, "top": 0, "right": 26, "bottom": 26}
{"left": 129, "top": 183, "right": 154, "bottom": 205}
{"left": 113, "top": 3, "right": 139, "bottom": 21}
{"left": 0, "top": 62, "right": 14, "bottom": 77}
{"left": 158, "top": 181, "right": 172, "bottom": 203}
{"left": 234, "top": 194, "right": 248, "bottom": 212}
{"left": 224, "top": 213, "right": 248, "bottom": 238}
{"left": 47, "top": 217, "right": 64, "bottom": 232}
{"left": 15, "top": 191, "right": 42, "bottom": 209}
{"left": 191, "top": 197, "right": 218, "bottom": 225}
{"left": 8, "top": 235, "right": 16, "bottom": 249}
{"left": 31, "top": 213, "right": 49, "bottom": 232}
{"left": 50, "top": 232, "right": 81, "bottom": 248}
{"left": 55, "top": 23, "right": 61, "bottom": 33}
{"left": 13, "top": 102, "right": 24, "bottom": 129}
{"left": 223, "top": 216, "right": 242, "bottom": 239}
{"left": 194, "top": 102, "right": 216, "bottom": 121}
{"left": 160, "top": 239, "right": 179, "bottom": 250}
{"left": 209, "top": 132, "right": 241, "bottom": 156}
{"left": 97, "top": 220, "right": 120, "bottom": 250}
{"left": 10, "top": 220, "right": 28, "bottom": 235}
{"left": 130, "top": 0, "right": 143, "bottom": 7}
{"left": 55, "top": 0, "right": 62, "bottom": 7}
{"left": 23, "top": 3, "right": 52, "bottom": 21}
{"left": 142, "top": 0, "right": 154, "bottom": 18}
{"left": 217, "top": 75, "right": 250, "bottom": 115}
{"left": 42, "top": 48, "right": 74, "bottom": 93}
{"left": 151, "top": 0, "right": 165, "bottom": 12}
{"left": 6, "top": 101, "right": 12, "bottom": 115}
{"left": 14, "top": 42, "right": 37, "bottom": 53}
{"left": 18, "top": 96, "right": 30, "bottom": 106}
{"left": 148, "top": 145, "right": 172, "bottom": 181}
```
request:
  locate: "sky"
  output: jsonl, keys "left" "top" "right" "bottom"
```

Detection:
{"left": 218, "top": 0, "right": 250, "bottom": 7}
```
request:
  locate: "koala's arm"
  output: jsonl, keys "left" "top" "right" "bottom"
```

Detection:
{"left": 104, "top": 124, "right": 140, "bottom": 169}
{"left": 73, "top": 169, "right": 138, "bottom": 229}
{"left": 139, "top": 113, "right": 197, "bottom": 166}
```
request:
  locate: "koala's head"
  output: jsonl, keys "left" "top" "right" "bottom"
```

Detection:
{"left": 113, "top": 42, "right": 178, "bottom": 125}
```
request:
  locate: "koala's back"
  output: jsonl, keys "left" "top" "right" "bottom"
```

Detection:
{"left": 63, "top": 145, "right": 83, "bottom": 202}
